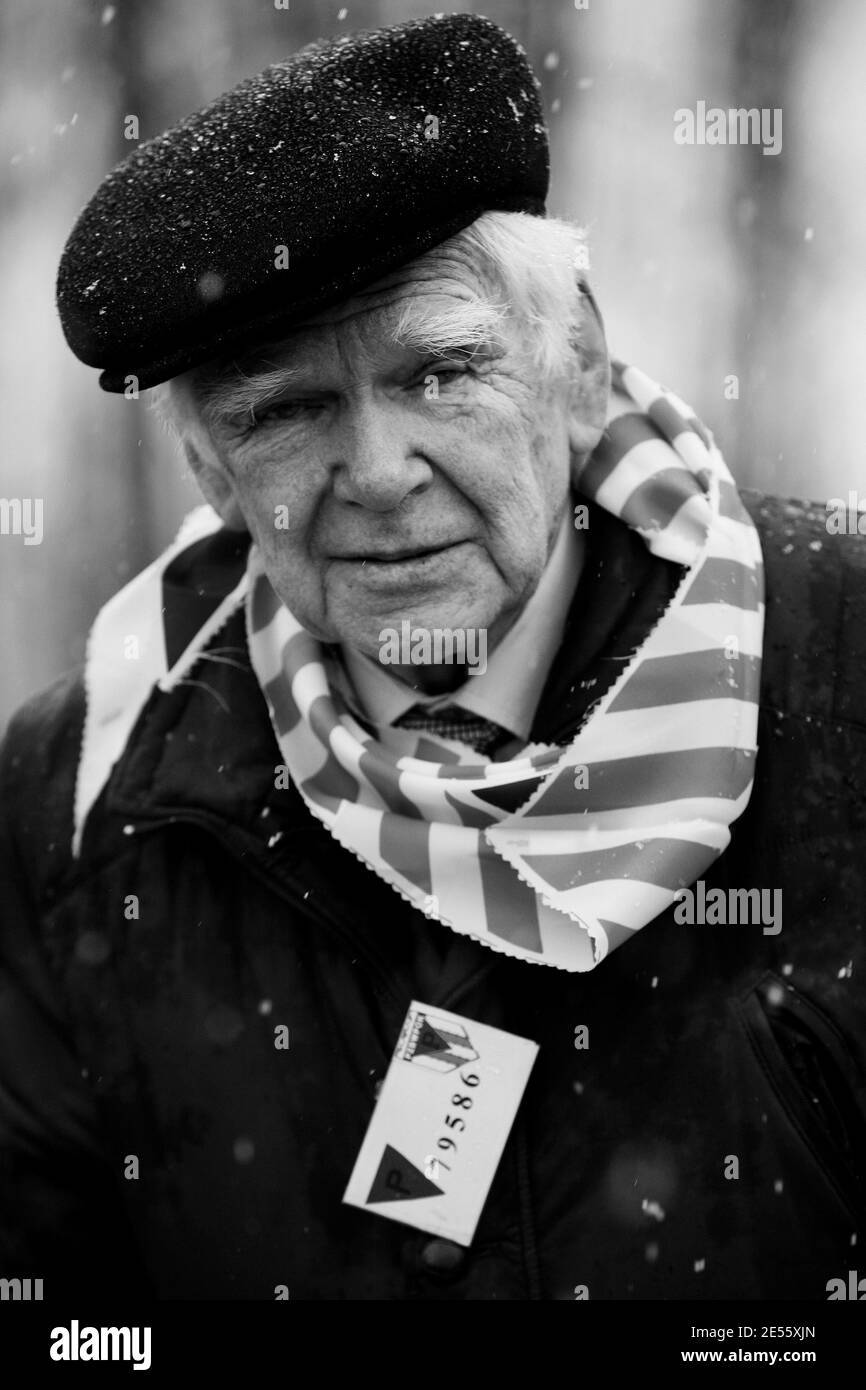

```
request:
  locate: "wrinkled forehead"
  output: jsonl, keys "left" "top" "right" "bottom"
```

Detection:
{"left": 305, "top": 244, "right": 494, "bottom": 327}
{"left": 202, "top": 248, "right": 503, "bottom": 380}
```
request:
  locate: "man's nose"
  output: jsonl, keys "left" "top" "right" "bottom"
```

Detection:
{"left": 331, "top": 396, "right": 432, "bottom": 511}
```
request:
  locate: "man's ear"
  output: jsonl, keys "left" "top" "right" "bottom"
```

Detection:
{"left": 181, "top": 428, "right": 248, "bottom": 532}
{"left": 567, "top": 284, "right": 610, "bottom": 462}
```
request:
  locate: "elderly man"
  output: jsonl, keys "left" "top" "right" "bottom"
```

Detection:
{"left": 1, "top": 13, "right": 864, "bottom": 1304}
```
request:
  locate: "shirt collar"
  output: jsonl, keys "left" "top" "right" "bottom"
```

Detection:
{"left": 334, "top": 508, "right": 585, "bottom": 740}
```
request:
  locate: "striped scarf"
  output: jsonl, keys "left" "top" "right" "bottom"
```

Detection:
{"left": 246, "top": 361, "right": 764, "bottom": 972}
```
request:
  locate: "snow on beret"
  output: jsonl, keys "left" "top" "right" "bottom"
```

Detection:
{"left": 56, "top": 12, "right": 549, "bottom": 393}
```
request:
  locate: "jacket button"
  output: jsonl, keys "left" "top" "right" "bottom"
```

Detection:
{"left": 419, "top": 1238, "right": 466, "bottom": 1274}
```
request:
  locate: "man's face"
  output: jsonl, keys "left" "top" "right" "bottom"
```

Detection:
{"left": 199, "top": 245, "right": 581, "bottom": 660}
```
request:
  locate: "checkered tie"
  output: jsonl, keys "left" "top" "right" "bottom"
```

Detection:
{"left": 394, "top": 704, "right": 512, "bottom": 755}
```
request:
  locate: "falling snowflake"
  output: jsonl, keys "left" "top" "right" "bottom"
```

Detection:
{"left": 641, "top": 1198, "right": 666, "bottom": 1222}
{"left": 196, "top": 270, "right": 224, "bottom": 303}
{"left": 75, "top": 931, "right": 111, "bottom": 966}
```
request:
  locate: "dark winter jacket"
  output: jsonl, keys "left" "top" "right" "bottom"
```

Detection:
{"left": 1, "top": 489, "right": 864, "bottom": 1301}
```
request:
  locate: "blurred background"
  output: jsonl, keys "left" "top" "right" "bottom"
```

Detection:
{"left": 2, "top": 0, "right": 864, "bottom": 726}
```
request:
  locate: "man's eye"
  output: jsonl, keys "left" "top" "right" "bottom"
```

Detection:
{"left": 418, "top": 360, "right": 471, "bottom": 386}
{"left": 249, "top": 399, "right": 319, "bottom": 428}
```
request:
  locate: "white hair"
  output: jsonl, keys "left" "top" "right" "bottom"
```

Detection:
{"left": 150, "top": 211, "right": 593, "bottom": 442}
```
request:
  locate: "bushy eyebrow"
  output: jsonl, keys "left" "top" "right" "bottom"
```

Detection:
{"left": 197, "top": 360, "right": 306, "bottom": 430}
{"left": 390, "top": 296, "right": 510, "bottom": 359}
{"left": 196, "top": 297, "right": 510, "bottom": 430}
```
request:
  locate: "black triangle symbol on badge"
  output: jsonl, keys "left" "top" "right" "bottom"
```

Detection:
{"left": 415, "top": 1023, "right": 451, "bottom": 1056}
{"left": 366, "top": 1144, "right": 445, "bottom": 1204}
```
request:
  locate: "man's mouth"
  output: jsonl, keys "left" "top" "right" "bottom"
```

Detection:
{"left": 332, "top": 540, "right": 464, "bottom": 564}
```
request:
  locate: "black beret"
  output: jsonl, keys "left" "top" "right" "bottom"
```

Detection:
{"left": 56, "top": 12, "right": 549, "bottom": 393}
